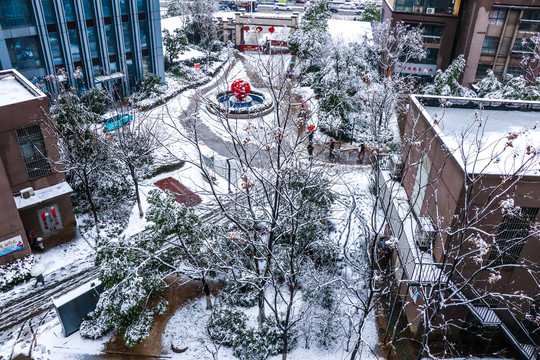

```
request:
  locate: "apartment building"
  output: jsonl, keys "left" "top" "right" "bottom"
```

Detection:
{"left": 0, "top": 0, "right": 164, "bottom": 95}
{"left": 377, "top": 95, "right": 540, "bottom": 359}
{"left": 382, "top": 0, "right": 462, "bottom": 80}
{"left": 383, "top": 0, "right": 540, "bottom": 87}
{"left": 0, "top": 69, "right": 75, "bottom": 266}
{"left": 455, "top": 0, "right": 540, "bottom": 86}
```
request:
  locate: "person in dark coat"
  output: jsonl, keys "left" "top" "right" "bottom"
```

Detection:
{"left": 329, "top": 139, "right": 335, "bottom": 159}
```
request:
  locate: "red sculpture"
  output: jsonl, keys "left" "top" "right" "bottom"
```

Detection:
{"left": 231, "top": 79, "right": 251, "bottom": 99}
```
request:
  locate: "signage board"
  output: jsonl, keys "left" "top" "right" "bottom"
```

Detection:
{"left": 0, "top": 235, "right": 25, "bottom": 257}
{"left": 397, "top": 63, "right": 437, "bottom": 75}
{"left": 270, "top": 40, "right": 288, "bottom": 47}
{"left": 240, "top": 45, "right": 263, "bottom": 52}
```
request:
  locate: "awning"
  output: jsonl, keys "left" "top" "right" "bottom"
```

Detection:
{"left": 94, "top": 72, "right": 124, "bottom": 83}
{"left": 14, "top": 182, "right": 73, "bottom": 210}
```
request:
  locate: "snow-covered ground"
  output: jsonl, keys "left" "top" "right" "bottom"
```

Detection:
{"left": 0, "top": 16, "right": 379, "bottom": 360}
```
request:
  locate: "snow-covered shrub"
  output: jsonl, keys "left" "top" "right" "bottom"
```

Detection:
{"left": 207, "top": 306, "right": 247, "bottom": 347}
{"left": 124, "top": 311, "right": 154, "bottom": 346}
{"left": 155, "top": 300, "right": 169, "bottom": 315}
{"left": 220, "top": 281, "right": 258, "bottom": 307}
{"left": 79, "top": 315, "right": 112, "bottom": 339}
{"left": 0, "top": 255, "right": 35, "bottom": 291}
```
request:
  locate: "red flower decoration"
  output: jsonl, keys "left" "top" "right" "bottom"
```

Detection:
{"left": 231, "top": 79, "right": 251, "bottom": 99}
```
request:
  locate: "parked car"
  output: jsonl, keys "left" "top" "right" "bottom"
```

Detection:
{"left": 338, "top": 3, "right": 357, "bottom": 10}
{"left": 274, "top": 3, "right": 292, "bottom": 11}
{"left": 102, "top": 113, "right": 133, "bottom": 132}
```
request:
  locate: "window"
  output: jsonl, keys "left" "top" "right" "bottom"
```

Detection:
{"left": 123, "top": 23, "right": 133, "bottom": 53}
{"left": 482, "top": 36, "right": 500, "bottom": 54}
{"left": 0, "top": 0, "right": 35, "bottom": 28}
{"left": 137, "top": 0, "right": 146, "bottom": 12}
{"left": 83, "top": 0, "right": 94, "bottom": 20}
{"left": 16, "top": 125, "right": 51, "bottom": 179}
{"left": 102, "top": 0, "right": 113, "bottom": 17}
{"left": 63, "top": 0, "right": 76, "bottom": 22}
{"left": 512, "top": 38, "right": 535, "bottom": 53}
{"left": 42, "top": 0, "right": 56, "bottom": 24}
{"left": 37, "top": 204, "right": 63, "bottom": 234}
{"left": 519, "top": 10, "right": 540, "bottom": 32}
{"left": 489, "top": 9, "right": 507, "bottom": 25}
{"left": 68, "top": 29, "right": 82, "bottom": 62}
{"left": 105, "top": 24, "right": 117, "bottom": 55}
{"left": 421, "top": 24, "right": 444, "bottom": 45}
{"left": 6, "top": 36, "right": 43, "bottom": 70}
{"left": 87, "top": 27, "right": 100, "bottom": 59}
{"left": 475, "top": 64, "right": 492, "bottom": 79}
{"left": 488, "top": 207, "right": 538, "bottom": 265}
{"left": 411, "top": 154, "right": 431, "bottom": 216}
{"left": 48, "top": 32, "right": 64, "bottom": 66}
{"left": 506, "top": 66, "right": 526, "bottom": 77}
{"left": 139, "top": 19, "right": 149, "bottom": 50}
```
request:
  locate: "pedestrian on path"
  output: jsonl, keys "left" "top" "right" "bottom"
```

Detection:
{"left": 307, "top": 141, "right": 314, "bottom": 160}
{"left": 357, "top": 143, "right": 366, "bottom": 163}
{"left": 329, "top": 139, "right": 336, "bottom": 160}
{"left": 34, "top": 274, "right": 45, "bottom": 287}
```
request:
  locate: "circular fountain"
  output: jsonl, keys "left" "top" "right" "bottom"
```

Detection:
{"left": 211, "top": 79, "right": 273, "bottom": 118}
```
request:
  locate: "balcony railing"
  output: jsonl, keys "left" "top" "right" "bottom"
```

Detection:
{"left": 375, "top": 156, "right": 445, "bottom": 284}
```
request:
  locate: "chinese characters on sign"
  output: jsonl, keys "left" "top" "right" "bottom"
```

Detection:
{"left": 0, "top": 235, "right": 25, "bottom": 257}
{"left": 397, "top": 63, "right": 437, "bottom": 75}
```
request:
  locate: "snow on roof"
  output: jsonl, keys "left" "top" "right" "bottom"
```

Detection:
{"left": 14, "top": 182, "right": 73, "bottom": 210}
{"left": 328, "top": 19, "right": 372, "bottom": 43}
{"left": 0, "top": 71, "right": 41, "bottom": 107}
{"left": 52, "top": 278, "right": 101, "bottom": 308}
{"left": 413, "top": 96, "right": 540, "bottom": 176}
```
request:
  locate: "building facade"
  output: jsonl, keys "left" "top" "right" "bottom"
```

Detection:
{"left": 455, "top": 0, "right": 540, "bottom": 86}
{"left": 0, "top": 0, "right": 164, "bottom": 95}
{"left": 377, "top": 95, "right": 540, "bottom": 359}
{"left": 382, "top": 0, "right": 462, "bottom": 80}
{"left": 383, "top": 0, "right": 540, "bottom": 86}
{"left": 0, "top": 69, "right": 76, "bottom": 266}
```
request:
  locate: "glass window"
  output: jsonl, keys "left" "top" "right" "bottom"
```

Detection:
{"left": 63, "top": 0, "right": 76, "bottom": 22}
{"left": 0, "top": 0, "right": 35, "bottom": 28}
{"left": 110, "top": 61, "right": 118, "bottom": 72}
{"left": 475, "top": 64, "right": 491, "bottom": 79}
{"left": 520, "top": 10, "right": 540, "bottom": 32}
{"left": 6, "top": 36, "right": 43, "bottom": 70}
{"left": 139, "top": 20, "right": 149, "bottom": 50}
{"left": 120, "top": 0, "right": 129, "bottom": 15}
{"left": 137, "top": 0, "right": 146, "bottom": 13}
{"left": 42, "top": 0, "right": 56, "bottom": 24}
{"left": 506, "top": 66, "right": 526, "bottom": 77}
{"left": 83, "top": 0, "right": 94, "bottom": 20}
{"left": 488, "top": 208, "right": 538, "bottom": 265}
{"left": 142, "top": 56, "right": 150, "bottom": 74}
{"left": 481, "top": 36, "right": 499, "bottom": 54}
{"left": 123, "top": 23, "right": 133, "bottom": 53}
{"left": 512, "top": 37, "right": 535, "bottom": 53}
{"left": 488, "top": 9, "right": 507, "bottom": 25}
{"left": 102, "top": 0, "right": 113, "bottom": 17}
{"left": 68, "top": 29, "right": 82, "bottom": 62}
{"left": 48, "top": 32, "right": 64, "bottom": 66}
{"left": 16, "top": 125, "right": 51, "bottom": 179}
{"left": 105, "top": 24, "right": 117, "bottom": 55}
{"left": 87, "top": 27, "right": 100, "bottom": 59}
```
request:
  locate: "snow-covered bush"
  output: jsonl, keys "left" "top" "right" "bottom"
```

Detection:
{"left": 0, "top": 255, "right": 35, "bottom": 291}
{"left": 220, "top": 281, "right": 259, "bottom": 308}
{"left": 124, "top": 311, "right": 154, "bottom": 346}
{"left": 233, "top": 317, "right": 292, "bottom": 360}
{"left": 207, "top": 306, "right": 247, "bottom": 347}
{"left": 424, "top": 55, "right": 476, "bottom": 98}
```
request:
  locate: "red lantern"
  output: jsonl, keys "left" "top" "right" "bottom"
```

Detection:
{"left": 41, "top": 211, "right": 49, "bottom": 230}
{"left": 51, "top": 207, "right": 57, "bottom": 218}
{"left": 268, "top": 27, "right": 275, "bottom": 33}
{"left": 256, "top": 26, "right": 263, "bottom": 32}
{"left": 244, "top": 26, "right": 250, "bottom": 31}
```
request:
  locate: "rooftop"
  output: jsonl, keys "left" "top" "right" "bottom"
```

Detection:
{"left": 0, "top": 69, "right": 43, "bottom": 107}
{"left": 412, "top": 95, "right": 540, "bottom": 176}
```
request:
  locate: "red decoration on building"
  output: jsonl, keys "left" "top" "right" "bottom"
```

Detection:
{"left": 268, "top": 27, "right": 275, "bottom": 33}
{"left": 231, "top": 79, "right": 251, "bottom": 99}
{"left": 256, "top": 26, "right": 263, "bottom": 32}
{"left": 244, "top": 26, "right": 250, "bottom": 31}
{"left": 41, "top": 211, "right": 49, "bottom": 230}
{"left": 308, "top": 125, "right": 315, "bottom": 132}
{"left": 51, "top": 207, "right": 57, "bottom": 218}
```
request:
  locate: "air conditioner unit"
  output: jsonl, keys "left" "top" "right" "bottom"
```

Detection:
{"left": 20, "top": 187, "right": 35, "bottom": 199}
{"left": 415, "top": 216, "right": 436, "bottom": 251}
{"left": 426, "top": 7, "right": 436, "bottom": 14}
